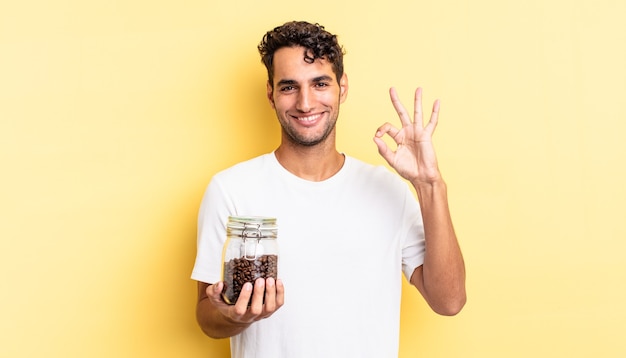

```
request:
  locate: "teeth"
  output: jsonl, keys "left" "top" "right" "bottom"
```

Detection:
{"left": 297, "top": 114, "right": 321, "bottom": 122}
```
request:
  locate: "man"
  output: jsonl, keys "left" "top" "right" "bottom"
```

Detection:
{"left": 192, "top": 21, "right": 465, "bottom": 357}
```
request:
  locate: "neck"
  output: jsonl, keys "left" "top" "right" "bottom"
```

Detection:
{"left": 274, "top": 141, "right": 345, "bottom": 182}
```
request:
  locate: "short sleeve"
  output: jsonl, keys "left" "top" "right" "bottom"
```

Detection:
{"left": 191, "top": 177, "right": 232, "bottom": 284}
{"left": 400, "top": 188, "right": 426, "bottom": 280}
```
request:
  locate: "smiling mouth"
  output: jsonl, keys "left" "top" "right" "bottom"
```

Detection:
{"left": 294, "top": 113, "right": 323, "bottom": 123}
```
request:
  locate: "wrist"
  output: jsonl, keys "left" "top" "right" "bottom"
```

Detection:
{"left": 412, "top": 177, "right": 447, "bottom": 201}
{"left": 411, "top": 175, "right": 445, "bottom": 190}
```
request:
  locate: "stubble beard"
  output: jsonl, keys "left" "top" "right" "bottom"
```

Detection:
{"left": 279, "top": 110, "right": 339, "bottom": 147}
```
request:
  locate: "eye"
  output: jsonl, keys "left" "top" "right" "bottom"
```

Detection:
{"left": 315, "top": 82, "right": 329, "bottom": 88}
{"left": 280, "top": 85, "right": 296, "bottom": 92}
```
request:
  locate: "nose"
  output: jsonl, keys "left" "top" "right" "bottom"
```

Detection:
{"left": 296, "top": 87, "right": 312, "bottom": 112}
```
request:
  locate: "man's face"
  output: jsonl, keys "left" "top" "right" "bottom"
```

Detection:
{"left": 267, "top": 46, "right": 348, "bottom": 147}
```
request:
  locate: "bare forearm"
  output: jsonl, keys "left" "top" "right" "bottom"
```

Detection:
{"left": 196, "top": 279, "right": 284, "bottom": 338}
{"left": 196, "top": 282, "right": 250, "bottom": 339}
{"left": 412, "top": 179, "right": 466, "bottom": 315}
{"left": 196, "top": 301, "right": 249, "bottom": 338}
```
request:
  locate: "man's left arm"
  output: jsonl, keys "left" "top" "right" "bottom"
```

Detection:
{"left": 374, "top": 87, "right": 466, "bottom": 315}
{"left": 410, "top": 178, "right": 465, "bottom": 315}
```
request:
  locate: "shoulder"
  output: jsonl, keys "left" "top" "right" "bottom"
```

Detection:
{"left": 213, "top": 153, "right": 275, "bottom": 180}
{"left": 344, "top": 156, "right": 404, "bottom": 185}
{"left": 203, "top": 153, "right": 277, "bottom": 195}
{"left": 341, "top": 156, "right": 411, "bottom": 199}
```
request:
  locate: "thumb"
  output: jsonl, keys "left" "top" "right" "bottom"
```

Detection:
{"left": 373, "top": 136, "right": 394, "bottom": 165}
{"left": 208, "top": 281, "right": 224, "bottom": 299}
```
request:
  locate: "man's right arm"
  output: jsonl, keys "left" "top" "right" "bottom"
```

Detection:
{"left": 196, "top": 278, "right": 285, "bottom": 339}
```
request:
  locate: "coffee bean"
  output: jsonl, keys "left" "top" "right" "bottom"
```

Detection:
{"left": 222, "top": 254, "right": 278, "bottom": 304}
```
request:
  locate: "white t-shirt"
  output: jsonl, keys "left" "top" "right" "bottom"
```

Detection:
{"left": 192, "top": 153, "right": 425, "bottom": 358}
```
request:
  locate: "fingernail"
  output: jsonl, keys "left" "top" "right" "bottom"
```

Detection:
{"left": 244, "top": 282, "right": 252, "bottom": 291}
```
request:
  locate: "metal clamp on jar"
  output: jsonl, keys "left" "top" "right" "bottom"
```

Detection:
{"left": 221, "top": 216, "right": 278, "bottom": 304}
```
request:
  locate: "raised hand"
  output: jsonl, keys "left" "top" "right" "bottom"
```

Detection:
{"left": 373, "top": 87, "right": 442, "bottom": 184}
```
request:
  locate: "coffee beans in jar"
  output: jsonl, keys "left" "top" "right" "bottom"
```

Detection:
{"left": 221, "top": 216, "right": 278, "bottom": 305}
{"left": 222, "top": 254, "right": 278, "bottom": 304}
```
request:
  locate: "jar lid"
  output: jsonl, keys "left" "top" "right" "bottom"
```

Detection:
{"left": 227, "top": 216, "right": 277, "bottom": 238}
{"left": 228, "top": 216, "right": 276, "bottom": 227}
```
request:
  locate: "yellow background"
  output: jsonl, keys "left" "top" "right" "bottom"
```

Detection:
{"left": 2, "top": 0, "right": 625, "bottom": 357}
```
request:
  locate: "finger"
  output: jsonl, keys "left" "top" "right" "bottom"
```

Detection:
{"left": 207, "top": 281, "right": 224, "bottom": 301}
{"left": 426, "top": 99, "right": 440, "bottom": 133}
{"left": 389, "top": 87, "right": 412, "bottom": 127}
{"left": 414, "top": 87, "right": 423, "bottom": 128}
{"left": 374, "top": 122, "right": 401, "bottom": 141}
{"left": 263, "top": 277, "right": 277, "bottom": 314}
{"left": 275, "top": 278, "right": 285, "bottom": 308}
{"left": 233, "top": 282, "right": 253, "bottom": 316}
{"left": 249, "top": 278, "right": 266, "bottom": 315}
{"left": 373, "top": 135, "right": 395, "bottom": 166}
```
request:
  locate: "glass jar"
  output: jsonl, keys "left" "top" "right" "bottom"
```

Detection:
{"left": 221, "top": 216, "right": 278, "bottom": 304}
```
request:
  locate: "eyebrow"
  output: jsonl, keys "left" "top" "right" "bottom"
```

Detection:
{"left": 276, "top": 75, "right": 334, "bottom": 87}
{"left": 311, "top": 75, "right": 334, "bottom": 83}
{"left": 276, "top": 79, "right": 297, "bottom": 87}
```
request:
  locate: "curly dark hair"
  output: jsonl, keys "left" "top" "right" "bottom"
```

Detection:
{"left": 258, "top": 21, "right": 345, "bottom": 86}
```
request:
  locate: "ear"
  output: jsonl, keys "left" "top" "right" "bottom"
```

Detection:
{"left": 339, "top": 73, "right": 349, "bottom": 103}
{"left": 266, "top": 80, "right": 275, "bottom": 109}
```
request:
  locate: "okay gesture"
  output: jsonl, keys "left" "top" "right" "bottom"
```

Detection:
{"left": 373, "top": 87, "right": 443, "bottom": 185}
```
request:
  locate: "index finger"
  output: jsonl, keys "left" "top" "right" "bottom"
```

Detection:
{"left": 232, "top": 282, "right": 254, "bottom": 316}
